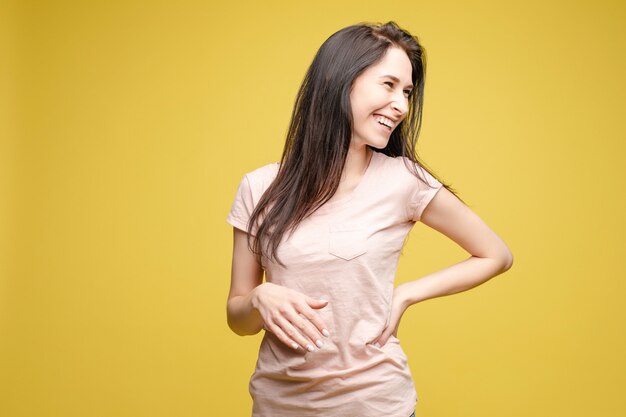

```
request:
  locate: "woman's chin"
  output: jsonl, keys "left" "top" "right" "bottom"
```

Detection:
{"left": 371, "top": 139, "right": 390, "bottom": 149}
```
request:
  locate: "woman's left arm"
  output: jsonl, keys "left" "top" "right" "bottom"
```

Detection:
{"left": 373, "top": 187, "right": 514, "bottom": 347}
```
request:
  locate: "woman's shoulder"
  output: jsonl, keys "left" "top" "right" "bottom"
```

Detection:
{"left": 242, "top": 161, "right": 280, "bottom": 193}
{"left": 373, "top": 151, "right": 441, "bottom": 187}
{"left": 245, "top": 161, "right": 280, "bottom": 179}
{"left": 374, "top": 151, "right": 417, "bottom": 175}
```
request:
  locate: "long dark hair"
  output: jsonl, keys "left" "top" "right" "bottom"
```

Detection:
{"left": 247, "top": 21, "right": 461, "bottom": 267}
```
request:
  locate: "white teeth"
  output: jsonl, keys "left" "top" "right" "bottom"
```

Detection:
{"left": 375, "top": 115, "right": 394, "bottom": 129}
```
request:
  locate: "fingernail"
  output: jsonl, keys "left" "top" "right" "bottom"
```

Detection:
{"left": 315, "top": 339, "right": 323, "bottom": 348}
{"left": 374, "top": 342, "right": 381, "bottom": 348}
{"left": 320, "top": 299, "right": 328, "bottom": 304}
{"left": 306, "top": 344, "right": 315, "bottom": 352}
{"left": 322, "top": 329, "right": 330, "bottom": 337}
{"left": 291, "top": 343, "right": 299, "bottom": 350}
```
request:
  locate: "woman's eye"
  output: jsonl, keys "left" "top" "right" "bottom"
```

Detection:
{"left": 404, "top": 90, "right": 412, "bottom": 97}
{"left": 384, "top": 81, "right": 394, "bottom": 88}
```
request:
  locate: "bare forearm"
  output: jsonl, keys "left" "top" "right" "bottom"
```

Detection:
{"left": 400, "top": 255, "right": 513, "bottom": 307}
{"left": 227, "top": 290, "right": 264, "bottom": 336}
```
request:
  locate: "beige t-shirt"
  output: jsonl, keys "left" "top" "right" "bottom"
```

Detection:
{"left": 226, "top": 150, "right": 443, "bottom": 417}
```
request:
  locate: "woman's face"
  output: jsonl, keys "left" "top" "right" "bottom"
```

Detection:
{"left": 349, "top": 46, "right": 413, "bottom": 150}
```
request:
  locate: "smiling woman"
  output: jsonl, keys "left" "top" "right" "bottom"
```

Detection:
{"left": 349, "top": 46, "right": 414, "bottom": 149}
{"left": 225, "top": 21, "right": 513, "bottom": 417}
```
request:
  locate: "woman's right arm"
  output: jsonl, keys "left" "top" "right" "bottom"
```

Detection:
{"left": 226, "top": 227, "right": 265, "bottom": 336}
{"left": 226, "top": 227, "right": 331, "bottom": 350}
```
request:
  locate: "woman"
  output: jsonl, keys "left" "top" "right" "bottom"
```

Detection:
{"left": 226, "top": 21, "right": 513, "bottom": 417}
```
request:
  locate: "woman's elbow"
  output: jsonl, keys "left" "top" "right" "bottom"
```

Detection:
{"left": 500, "top": 248, "right": 514, "bottom": 271}
{"left": 226, "top": 296, "right": 264, "bottom": 337}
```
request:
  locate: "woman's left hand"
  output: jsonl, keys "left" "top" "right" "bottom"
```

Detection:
{"left": 371, "top": 284, "right": 411, "bottom": 347}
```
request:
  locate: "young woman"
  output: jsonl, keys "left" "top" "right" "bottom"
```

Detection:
{"left": 226, "top": 21, "right": 513, "bottom": 417}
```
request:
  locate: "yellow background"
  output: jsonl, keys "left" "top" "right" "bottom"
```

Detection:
{"left": 2, "top": 0, "right": 625, "bottom": 416}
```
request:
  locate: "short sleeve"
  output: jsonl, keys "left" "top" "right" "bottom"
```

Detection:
{"left": 408, "top": 166, "right": 444, "bottom": 222}
{"left": 226, "top": 174, "right": 257, "bottom": 236}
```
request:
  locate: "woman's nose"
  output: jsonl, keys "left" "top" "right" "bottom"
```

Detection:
{"left": 391, "top": 97, "right": 408, "bottom": 117}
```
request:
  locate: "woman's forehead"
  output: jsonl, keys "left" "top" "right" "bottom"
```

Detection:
{"left": 364, "top": 47, "right": 413, "bottom": 84}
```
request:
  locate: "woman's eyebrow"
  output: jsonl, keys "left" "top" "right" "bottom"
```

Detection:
{"left": 379, "top": 75, "right": 414, "bottom": 89}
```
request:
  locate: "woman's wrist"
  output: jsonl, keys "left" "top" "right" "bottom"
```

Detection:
{"left": 248, "top": 286, "right": 258, "bottom": 311}
{"left": 249, "top": 282, "right": 267, "bottom": 311}
{"left": 394, "top": 283, "right": 414, "bottom": 311}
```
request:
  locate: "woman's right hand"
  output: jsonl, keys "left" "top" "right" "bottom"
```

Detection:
{"left": 251, "top": 282, "right": 331, "bottom": 352}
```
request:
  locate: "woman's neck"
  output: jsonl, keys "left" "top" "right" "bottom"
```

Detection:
{"left": 342, "top": 146, "right": 372, "bottom": 181}
{"left": 325, "top": 146, "right": 373, "bottom": 203}
{"left": 331, "top": 146, "right": 372, "bottom": 200}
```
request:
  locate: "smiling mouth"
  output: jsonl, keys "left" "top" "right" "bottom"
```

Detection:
{"left": 374, "top": 115, "right": 394, "bottom": 131}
